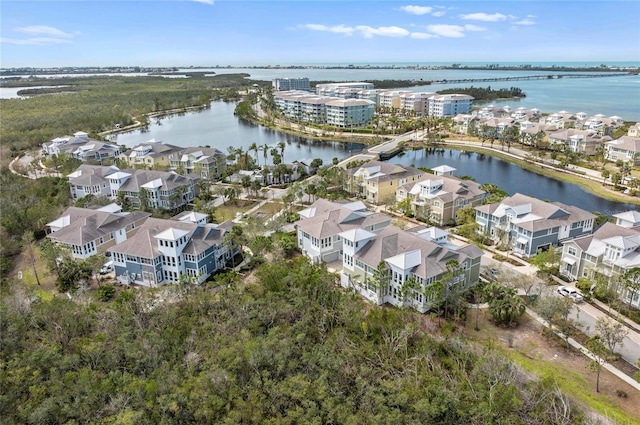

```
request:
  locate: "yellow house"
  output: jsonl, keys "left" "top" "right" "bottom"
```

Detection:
{"left": 345, "top": 160, "right": 424, "bottom": 205}
{"left": 118, "top": 139, "right": 184, "bottom": 169}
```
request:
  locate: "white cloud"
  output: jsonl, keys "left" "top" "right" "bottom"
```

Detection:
{"left": 301, "top": 24, "right": 355, "bottom": 36}
{"left": 410, "top": 32, "right": 435, "bottom": 39}
{"left": 426, "top": 24, "right": 466, "bottom": 38}
{"left": 15, "top": 25, "right": 74, "bottom": 38}
{"left": 355, "top": 25, "right": 410, "bottom": 38}
{"left": 399, "top": 5, "right": 433, "bottom": 15}
{"left": 460, "top": 12, "right": 507, "bottom": 22}
{"left": 526, "top": 14, "right": 537, "bottom": 18}
{"left": 513, "top": 19, "right": 536, "bottom": 26}
{"left": 432, "top": 11, "right": 446, "bottom": 17}
{"left": 192, "top": 0, "right": 214, "bottom": 4}
{"left": 1, "top": 37, "right": 72, "bottom": 45}
{"left": 464, "top": 24, "right": 486, "bottom": 32}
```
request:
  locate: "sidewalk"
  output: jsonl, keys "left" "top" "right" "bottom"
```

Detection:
{"left": 526, "top": 306, "right": 640, "bottom": 392}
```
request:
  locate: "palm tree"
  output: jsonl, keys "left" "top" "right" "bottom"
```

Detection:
{"left": 261, "top": 143, "right": 269, "bottom": 167}
{"left": 249, "top": 142, "right": 258, "bottom": 166}
{"left": 277, "top": 141, "right": 286, "bottom": 160}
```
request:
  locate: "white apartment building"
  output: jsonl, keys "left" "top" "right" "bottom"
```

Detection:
{"left": 316, "top": 82, "right": 374, "bottom": 96}
{"left": 325, "top": 98, "right": 375, "bottom": 128}
{"left": 400, "top": 92, "right": 436, "bottom": 116}
{"left": 272, "top": 78, "right": 310, "bottom": 91}
{"left": 428, "top": 94, "right": 474, "bottom": 117}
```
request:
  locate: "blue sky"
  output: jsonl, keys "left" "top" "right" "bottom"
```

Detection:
{"left": 1, "top": 1, "right": 639, "bottom": 67}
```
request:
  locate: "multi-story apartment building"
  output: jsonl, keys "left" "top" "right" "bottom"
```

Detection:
{"left": 345, "top": 160, "right": 424, "bottom": 205}
{"left": 396, "top": 172, "right": 486, "bottom": 225}
{"left": 272, "top": 77, "right": 310, "bottom": 91}
{"left": 108, "top": 216, "right": 235, "bottom": 287}
{"left": 475, "top": 193, "right": 596, "bottom": 257}
{"left": 428, "top": 94, "right": 473, "bottom": 117}
{"left": 560, "top": 211, "right": 640, "bottom": 308}
{"left": 400, "top": 92, "right": 436, "bottom": 116}
{"left": 325, "top": 98, "right": 375, "bottom": 128}
{"left": 46, "top": 204, "right": 150, "bottom": 260}
{"left": 315, "top": 82, "right": 374, "bottom": 96}
{"left": 378, "top": 90, "right": 414, "bottom": 109}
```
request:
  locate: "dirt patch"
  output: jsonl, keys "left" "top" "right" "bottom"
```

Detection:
{"left": 465, "top": 308, "right": 640, "bottom": 422}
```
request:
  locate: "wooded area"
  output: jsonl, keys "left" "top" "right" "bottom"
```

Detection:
{"left": 1, "top": 257, "right": 589, "bottom": 424}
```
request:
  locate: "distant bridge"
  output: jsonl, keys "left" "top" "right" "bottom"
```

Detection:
{"left": 429, "top": 73, "right": 628, "bottom": 85}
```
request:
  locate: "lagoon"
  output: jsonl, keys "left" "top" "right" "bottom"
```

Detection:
{"left": 110, "top": 101, "right": 366, "bottom": 165}
{"left": 390, "top": 148, "right": 637, "bottom": 215}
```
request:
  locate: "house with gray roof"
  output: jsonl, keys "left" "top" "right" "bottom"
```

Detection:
{"left": 340, "top": 225, "right": 483, "bottom": 313}
{"left": 168, "top": 146, "right": 226, "bottom": 180}
{"left": 42, "top": 131, "right": 121, "bottom": 164}
{"left": 605, "top": 136, "right": 640, "bottom": 166}
{"left": 560, "top": 211, "right": 640, "bottom": 308}
{"left": 46, "top": 204, "right": 150, "bottom": 260}
{"left": 396, "top": 168, "right": 486, "bottom": 225}
{"left": 117, "top": 139, "right": 184, "bottom": 169}
{"left": 548, "top": 128, "right": 611, "bottom": 155}
{"left": 108, "top": 217, "right": 235, "bottom": 287}
{"left": 68, "top": 164, "right": 120, "bottom": 200}
{"left": 475, "top": 193, "right": 596, "bottom": 257}
{"left": 295, "top": 199, "right": 392, "bottom": 264}
{"left": 345, "top": 160, "right": 425, "bottom": 205}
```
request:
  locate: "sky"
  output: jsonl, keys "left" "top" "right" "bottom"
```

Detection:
{"left": 1, "top": 0, "right": 639, "bottom": 68}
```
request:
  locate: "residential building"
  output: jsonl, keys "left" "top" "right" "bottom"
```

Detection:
{"left": 46, "top": 204, "right": 150, "bottom": 260}
{"left": 428, "top": 94, "right": 473, "bottom": 117}
{"left": 108, "top": 217, "right": 234, "bottom": 287}
{"left": 345, "top": 160, "right": 424, "bottom": 205}
{"left": 605, "top": 136, "right": 640, "bottom": 166}
{"left": 400, "top": 92, "right": 436, "bottom": 116}
{"left": 378, "top": 90, "right": 413, "bottom": 109}
{"left": 294, "top": 199, "right": 483, "bottom": 314}
{"left": 475, "top": 193, "right": 596, "bottom": 257}
{"left": 117, "top": 139, "right": 184, "bottom": 169}
{"left": 548, "top": 129, "right": 610, "bottom": 155}
{"left": 627, "top": 123, "right": 640, "bottom": 138}
{"left": 272, "top": 77, "right": 310, "bottom": 91}
{"left": 315, "top": 82, "right": 374, "bottom": 96}
{"left": 339, "top": 225, "right": 483, "bottom": 313}
{"left": 560, "top": 211, "right": 640, "bottom": 308}
{"left": 68, "top": 164, "right": 120, "bottom": 200}
{"left": 168, "top": 146, "right": 226, "bottom": 179}
{"left": 107, "top": 169, "right": 197, "bottom": 210}
{"left": 544, "top": 111, "right": 577, "bottom": 130}
{"left": 42, "top": 131, "right": 120, "bottom": 163}
{"left": 68, "top": 164, "right": 197, "bottom": 210}
{"left": 295, "top": 199, "right": 392, "bottom": 264}
{"left": 325, "top": 98, "right": 375, "bottom": 128}
{"left": 396, "top": 169, "right": 486, "bottom": 225}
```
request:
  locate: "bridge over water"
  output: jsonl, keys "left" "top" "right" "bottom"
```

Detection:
{"left": 430, "top": 73, "right": 627, "bottom": 85}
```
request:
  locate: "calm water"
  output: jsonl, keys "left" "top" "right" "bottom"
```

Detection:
{"left": 111, "top": 101, "right": 365, "bottom": 165}
{"left": 391, "top": 149, "right": 638, "bottom": 215}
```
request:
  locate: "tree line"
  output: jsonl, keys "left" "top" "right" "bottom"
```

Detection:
{"left": 1, "top": 257, "right": 590, "bottom": 424}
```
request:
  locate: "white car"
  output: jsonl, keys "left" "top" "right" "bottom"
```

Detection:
{"left": 99, "top": 261, "right": 114, "bottom": 275}
{"left": 557, "top": 285, "right": 583, "bottom": 303}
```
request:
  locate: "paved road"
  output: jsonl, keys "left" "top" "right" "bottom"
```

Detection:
{"left": 482, "top": 256, "right": 640, "bottom": 365}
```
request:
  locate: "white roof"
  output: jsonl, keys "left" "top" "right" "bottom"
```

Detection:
{"left": 432, "top": 165, "right": 456, "bottom": 174}
{"left": 96, "top": 203, "right": 123, "bottom": 213}
{"left": 154, "top": 227, "right": 189, "bottom": 241}
{"left": 338, "top": 228, "right": 376, "bottom": 242}
{"left": 141, "top": 178, "right": 163, "bottom": 189}
{"left": 342, "top": 201, "right": 367, "bottom": 212}
{"left": 108, "top": 171, "right": 132, "bottom": 180}
{"left": 385, "top": 249, "right": 422, "bottom": 270}
{"left": 47, "top": 215, "right": 71, "bottom": 230}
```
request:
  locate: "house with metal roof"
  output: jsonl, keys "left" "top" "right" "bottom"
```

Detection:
{"left": 46, "top": 204, "right": 151, "bottom": 260}
{"left": 108, "top": 217, "right": 235, "bottom": 287}
{"left": 117, "top": 139, "right": 184, "bottom": 169}
{"left": 560, "top": 211, "right": 640, "bottom": 308}
{"left": 605, "top": 136, "right": 640, "bottom": 166}
{"left": 42, "top": 131, "right": 121, "bottom": 164}
{"left": 168, "top": 146, "right": 227, "bottom": 180}
{"left": 475, "top": 193, "right": 596, "bottom": 257}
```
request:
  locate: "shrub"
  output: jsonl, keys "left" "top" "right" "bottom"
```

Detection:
{"left": 616, "top": 390, "right": 628, "bottom": 398}
{"left": 97, "top": 285, "right": 116, "bottom": 302}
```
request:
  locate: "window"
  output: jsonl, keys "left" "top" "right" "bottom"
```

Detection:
{"left": 567, "top": 246, "right": 577, "bottom": 256}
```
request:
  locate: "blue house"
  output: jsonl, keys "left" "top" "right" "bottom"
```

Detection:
{"left": 475, "top": 193, "right": 596, "bottom": 257}
{"left": 108, "top": 216, "right": 235, "bottom": 287}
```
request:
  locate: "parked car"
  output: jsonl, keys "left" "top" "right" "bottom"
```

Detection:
{"left": 557, "top": 285, "right": 583, "bottom": 303}
{"left": 99, "top": 261, "right": 114, "bottom": 275}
